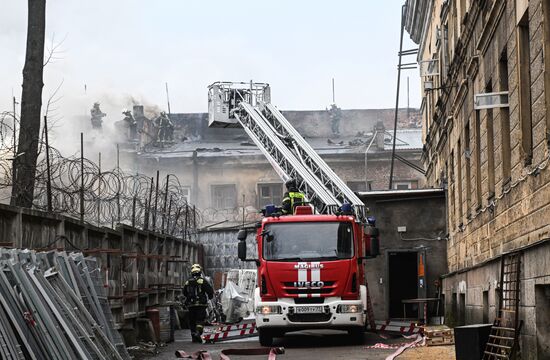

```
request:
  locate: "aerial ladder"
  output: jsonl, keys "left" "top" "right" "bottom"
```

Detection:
{"left": 206, "top": 82, "right": 426, "bottom": 341}
{"left": 207, "top": 81, "right": 367, "bottom": 221}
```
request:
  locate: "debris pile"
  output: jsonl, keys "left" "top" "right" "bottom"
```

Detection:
{"left": 220, "top": 281, "right": 250, "bottom": 323}
{"left": 222, "top": 269, "right": 256, "bottom": 322}
{"left": 0, "top": 249, "right": 131, "bottom": 359}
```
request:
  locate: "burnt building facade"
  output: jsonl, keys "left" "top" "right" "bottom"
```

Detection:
{"left": 407, "top": 0, "right": 550, "bottom": 357}
{"left": 123, "top": 108, "right": 425, "bottom": 226}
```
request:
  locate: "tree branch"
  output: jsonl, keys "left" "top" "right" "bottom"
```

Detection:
{"left": 43, "top": 33, "right": 67, "bottom": 67}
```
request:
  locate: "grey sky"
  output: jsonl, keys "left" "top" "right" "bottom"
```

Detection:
{"left": 0, "top": 1, "right": 420, "bottom": 117}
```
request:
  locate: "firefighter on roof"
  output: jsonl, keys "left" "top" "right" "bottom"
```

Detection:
{"left": 90, "top": 102, "right": 106, "bottom": 129}
{"left": 183, "top": 264, "right": 213, "bottom": 343}
{"left": 155, "top": 111, "right": 174, "bottom": 142}
{"left": 282, "top": 178, "right": 306, "bottom": 214}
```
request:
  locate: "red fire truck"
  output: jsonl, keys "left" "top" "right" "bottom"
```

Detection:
{"left": 237, "top": 207, "right": 379, "bottom": 345}
{"left": 209, "top": 82, "right": 379, "bottom": 346}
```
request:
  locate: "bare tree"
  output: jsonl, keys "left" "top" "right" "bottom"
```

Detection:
{"left": 11, "top": 0, "right": 46, "bottom": 207}
{"left": 44, "top": 79, "right": 64, "bottom": 127}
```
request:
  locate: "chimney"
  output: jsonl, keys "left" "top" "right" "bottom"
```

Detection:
{"left": 133, "top": 105, "right": 144, "bottom": 118}
{"left": 375, "top": 121, "right": 385, "bottom": 150}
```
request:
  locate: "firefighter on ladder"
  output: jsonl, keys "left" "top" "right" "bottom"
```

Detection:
{"left": 183, "top": 264, "right": 213, "bottom": 343}
{"left": 282, "top": 178, "right": 305, "bottom": 215}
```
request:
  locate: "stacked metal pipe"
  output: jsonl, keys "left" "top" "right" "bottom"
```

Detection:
{"left": 0, "top": 248, "right": 131, "bottom": 360}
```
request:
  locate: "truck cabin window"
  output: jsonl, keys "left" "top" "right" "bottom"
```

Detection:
{"left": 263, "top": 222, "right": 354, "bottom": 261}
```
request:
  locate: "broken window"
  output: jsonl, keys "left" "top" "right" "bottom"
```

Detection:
{"left": 257, "top": 183, "right": 283, "bottom": 208}
{"left": 211, "top": 184, "right": 237, "bottom": 209}
{"left": 347, "top": 181, "right": 370, "bottom": 192}
{"left": 393, "top": 181, "right": 418, "bottom": 190}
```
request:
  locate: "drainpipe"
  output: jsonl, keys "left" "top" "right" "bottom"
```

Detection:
{"left": 192, "top": 150, "right": 198, "bottom": 205}
{"left": 364, "top": 130, "right": 378, "bottom": 191}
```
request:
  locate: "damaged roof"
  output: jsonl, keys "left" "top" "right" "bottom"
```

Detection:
{"left": 383, "top": 129, "right": 424, "bottom": 151}
{"left": 138, "top": 129, "right": 422, "bottom": 159}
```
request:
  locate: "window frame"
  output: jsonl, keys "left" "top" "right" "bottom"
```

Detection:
{"left": 257, "top": 183, "right": 283, "bottom": 208}
{"left": 392, "top": 181, "right": 418, "bottom": 190}
{"left": 210, "top": 184, "right": 237, "bottom": 209}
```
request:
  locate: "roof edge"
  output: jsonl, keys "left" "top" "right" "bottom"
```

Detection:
{"left": 358, "top": 188, "right": 444, "bottom": 197}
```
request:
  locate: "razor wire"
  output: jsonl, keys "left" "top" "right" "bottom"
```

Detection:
{"left": 0, "top": 112, "right": 203, "bottom": 235}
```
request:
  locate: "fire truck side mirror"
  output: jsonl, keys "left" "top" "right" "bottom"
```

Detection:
{"left": 363, "top": 226, "right": 380, "bottom": 258}
{"left": 238, "top": 240, "right": 247, "bottom": 261}
{"left": 237, "top": 229, "right": 247, "bottom": 241}
{"left": 237, "top": 229, "right": 248, "bottom": 261}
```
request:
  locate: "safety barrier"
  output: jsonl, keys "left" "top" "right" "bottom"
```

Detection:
{"left": 374, "top": 320, "right": 423, "bottom": 334}
{"left": 202, "top": 320, "right": 257, "bottom": 343}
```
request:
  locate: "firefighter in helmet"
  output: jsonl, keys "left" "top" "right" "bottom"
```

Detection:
{"left": 90, "top": 102, "right": 106, "bottom": 129}
{"left": 183, "top": 264, "right": 213, "bottom": 343}
{"left": 282, "top": 178, "right": 306, "bottom": 215}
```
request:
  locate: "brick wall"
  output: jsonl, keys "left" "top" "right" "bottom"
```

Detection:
{"left": 418, "top": 0, "right": 550, "bottom": 272}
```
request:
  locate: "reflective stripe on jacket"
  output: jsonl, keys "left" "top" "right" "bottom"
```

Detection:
{"left": 282, "top": 191, "right": 306, "bottom": 214}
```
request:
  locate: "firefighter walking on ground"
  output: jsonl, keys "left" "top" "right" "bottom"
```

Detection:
{"left": 183, "top": 264, "right": 213, "bottom": 343}
{"left": 282, "top": 178, "right": 306, "bottom": 215}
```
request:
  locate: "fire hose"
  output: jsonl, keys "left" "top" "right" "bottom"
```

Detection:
{"left": 175, "top": 347, "right": 285, "bottom": 360}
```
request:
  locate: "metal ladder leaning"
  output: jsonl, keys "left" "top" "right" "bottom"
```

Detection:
{"left": 482, "top": 252, "right": 522, "bottom": 360}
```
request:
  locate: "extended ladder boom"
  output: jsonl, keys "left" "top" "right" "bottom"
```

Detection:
{"left": 207, "top": 82, "right": 366, "bottom": 220}
{"left": 261, "top": 103, "right": 366, "bottom": 218}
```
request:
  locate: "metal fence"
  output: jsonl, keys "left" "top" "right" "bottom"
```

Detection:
{"left": 0, "top": 112, "right": 202, "bottom": 235}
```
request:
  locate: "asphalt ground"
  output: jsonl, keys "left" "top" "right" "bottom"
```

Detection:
{"left": 145, "top": 329, "right": 415, "bottom": 360}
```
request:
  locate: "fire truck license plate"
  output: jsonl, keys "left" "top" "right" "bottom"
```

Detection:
{"left": 294, "top": 306, "right": 323, "bottom": 314}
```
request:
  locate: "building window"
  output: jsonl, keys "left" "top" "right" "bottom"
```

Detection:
{"left": 475, "top": 110, "right": 482, "bottom": 208}
{"left": 393, "top": 181, "right": 418, "bottom": 190}
{"left": 485, "top": 81, "right": 495, "bottom": 199}
{"left": 211, "top": 184, "right": 237, "bottom": 209}
{"left": 450, "top": 151, "right": 456, "bottom": 222}
{"left": 517, "top": 11, "right": 533, "bottom": 165}
{"left": 465, "top": 121, "right": 472, "bottom": 216}
{"left": 347, "top": 181, "right": 370, "bottom": 192}
{"left": 181, "top": 186, "right": 191, "bottom": 204}
{"left": 257, "top": 183, "right": 283, "bottom": 208}
{"left": 447, "top": 159, "right": 455, "bottom": 226}
{"left": 544, "top": 1, "right": 550, "bottom": 149}
{"left": 499, "top": 49, "right": 512, "bottom": 185}
{"left": 457, "top": 140, "right": 463, "bottom": 225}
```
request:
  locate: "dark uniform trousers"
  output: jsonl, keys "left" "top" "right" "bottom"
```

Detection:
{"left": 183, "top": 276, "right": 213, "bottom": 341}
{"left": 188, "top": 305, "right": 207, "bottom": 336}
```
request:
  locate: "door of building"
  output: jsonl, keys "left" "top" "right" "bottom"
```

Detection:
{"left": 388, "top": 251, "right": 418, "bottom": 319}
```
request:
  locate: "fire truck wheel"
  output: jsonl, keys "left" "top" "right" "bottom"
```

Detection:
{"left": 347, "top": 327, "right": 364, "bottom": 344}
{"left": 258, "top": 329, "right": 274, "bottom": 346}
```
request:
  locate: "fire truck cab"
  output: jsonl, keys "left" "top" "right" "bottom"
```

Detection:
{"left": 238, "top": 206, "right": 379, "bottom": 346}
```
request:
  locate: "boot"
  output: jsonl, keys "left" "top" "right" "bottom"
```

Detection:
{"left": 191, "top": 332, "right": 202, "bottom": 343}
